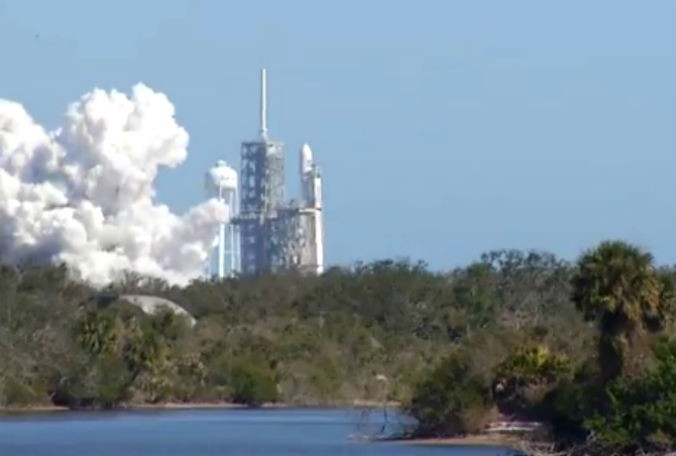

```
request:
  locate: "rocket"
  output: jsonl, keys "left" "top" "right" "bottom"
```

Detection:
{"left": 299, "top": 143, "right": 324, "bottom": 274}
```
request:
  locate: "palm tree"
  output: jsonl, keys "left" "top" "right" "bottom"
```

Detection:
{"left": 570, "top": 240, "right": 665, "bottom": 383}
{"left": 76, "top": 309, "right": 120, "bottom": 356}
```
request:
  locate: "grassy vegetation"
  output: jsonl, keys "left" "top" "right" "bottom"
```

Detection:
{"left": 0, "top": 240, "right": 674, "bottom": 455}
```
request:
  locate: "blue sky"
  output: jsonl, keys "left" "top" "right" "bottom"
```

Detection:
{"left": 1, "top": 0, "right": 674, "bottom": 268}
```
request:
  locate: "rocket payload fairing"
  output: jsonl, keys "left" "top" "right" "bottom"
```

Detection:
{"left": 301, "top": 143, "right": 313, "bottom": 176}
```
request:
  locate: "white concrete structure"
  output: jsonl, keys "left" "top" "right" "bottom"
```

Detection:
{"left": 120, "top": 294, "right": 196, "bottom": 326}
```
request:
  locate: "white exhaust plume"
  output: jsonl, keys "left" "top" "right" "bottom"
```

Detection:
{"left": 0, "top": 84, "right": 228, "bottom": 287}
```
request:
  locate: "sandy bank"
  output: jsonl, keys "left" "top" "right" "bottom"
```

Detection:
{"left": 126, "top": 401, "right": 287, "bottom": 410}
{"left": 0, "top": 405, "right": 69, "bottom": 413}
{"left": 393, "top": 433, "right": 521, "bottom": 448}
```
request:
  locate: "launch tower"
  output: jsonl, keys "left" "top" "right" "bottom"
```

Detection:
{"left": 233, "top": 69, "right": 324, "bottom": 275}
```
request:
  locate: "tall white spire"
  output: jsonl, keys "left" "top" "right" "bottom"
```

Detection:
{"left": 260, "top": 68, "right": 268, "bottom": 140}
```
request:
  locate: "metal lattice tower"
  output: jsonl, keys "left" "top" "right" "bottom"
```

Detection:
{"left": 233, "top": 69, "right": 325, "bottom": 276}
{"left": 234, "top": 69, "right": 284, "bottom": 274}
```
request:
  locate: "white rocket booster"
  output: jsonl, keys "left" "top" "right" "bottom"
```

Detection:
{"left": 312, "top": 168, "right": 324, "bottom": 274}
{"left": 299, "top": 143, "right": 324, "bottom": 274}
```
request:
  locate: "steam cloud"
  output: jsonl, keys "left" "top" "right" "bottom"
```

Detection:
{"left": 0, "top": 84, "right": 228, "bottom": 287}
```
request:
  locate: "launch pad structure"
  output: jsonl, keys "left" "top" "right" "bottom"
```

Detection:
{"left": 228, "top": 68, "right": 324, "bottom": 276}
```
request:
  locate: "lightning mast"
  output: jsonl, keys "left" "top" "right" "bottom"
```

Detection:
{"left": 260, "top": 68, "right": 268, "bottom": 140}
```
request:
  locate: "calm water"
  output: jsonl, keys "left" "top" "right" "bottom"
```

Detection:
{"left": 0, "top": 408, "right": 515, "bottom": 456}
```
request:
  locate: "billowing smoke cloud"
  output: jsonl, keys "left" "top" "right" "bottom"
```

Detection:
{"left": 0, "top": 84, "right": 228, "bottom": 287}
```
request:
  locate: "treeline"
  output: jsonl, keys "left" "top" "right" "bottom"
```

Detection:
{"left": 0, "top": 249, "right": 585, "bottom": 409}
{"left": 0, "top": 241, "right": 674, "bottom": 454}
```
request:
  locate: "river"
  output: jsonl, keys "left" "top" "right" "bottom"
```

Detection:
{"left": 0, "top": 408, "right": 516, "bottom": 456}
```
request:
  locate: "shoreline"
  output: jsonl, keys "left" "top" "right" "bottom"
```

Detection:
{"left": 0, "top": 399, "right": 400, "bottom": 414}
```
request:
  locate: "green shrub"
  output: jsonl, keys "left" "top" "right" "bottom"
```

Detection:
{"left": 209, "top": 355, "right": 278, "bottom": 407}
{"left": 404, "top": 350, "right": 492, "bottom": 437}
{"left": 52, "top": 355, "right": 134, "bottom": 409}
{"left": 583, "top": 338, "right": 676, "bottom": 453}
{"left": 492, "top": 344, "right": 571, "bottom": 418}
{"left": 229, "top": 362, "right": 278, "bottom": 406}
{"left": 538, "top": 377, "right": 600, "bottom": 445}
{"left": 0, "top": 377, "right": 46, "bottom": 406}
